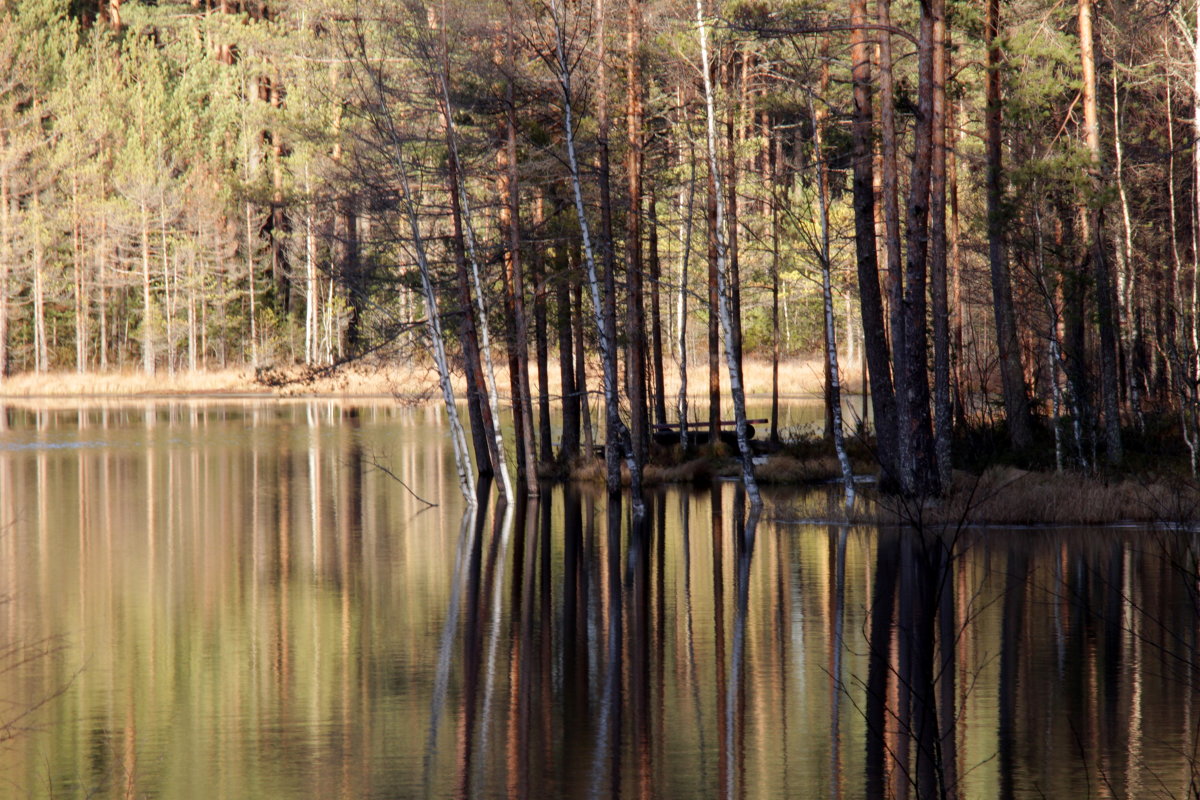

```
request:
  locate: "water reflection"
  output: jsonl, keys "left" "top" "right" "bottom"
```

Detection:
{"left": 2, "top": 402, "right": 1200, "bottom": 798}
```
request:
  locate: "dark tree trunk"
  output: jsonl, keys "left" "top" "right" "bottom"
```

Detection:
{"left": 648, "top": 183, "right": 668, "bottom": 428}
{"left": 533, "top": 196, "right": 553, "bottom": 466}
{"left": 626, "top": 0, "right": 649, "bottom": 464}
{"left": 986, "top": 0, "right": 1034, "bottom": 453}
{"left": 503, "top": 2, "right": 539, "bottom": 491}
{"left": 707, "top": 167, "right": 722, "bottom": 447}
{"left": 558, "top": 241, "right": 580, "bottom": 462}
{"left": 336, "top": 197, "right": 362, "bottom": 348}
{"left": 1079, "top": 0, "right": 1123, "bottom": 464}
{"left": 444, "top": 112, "right": 495, "bottom": 477}
{"left": 931, "top": 0, "right": 952, "bottom": 490}
{"left": 899, "top": 0, "right": 939, "bottom": 497}
{"left": 573, "top": 277, "right": 595, "bottom": 457}
{"left": 876, "top": 0, "right": 904, "bottom": 486}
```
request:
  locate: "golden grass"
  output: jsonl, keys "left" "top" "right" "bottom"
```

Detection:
{"left": 0, "top": 354, "right": 855, "bottom": 400}
{"left": 768, "top": 466, "right": 1200, "bottom": 527}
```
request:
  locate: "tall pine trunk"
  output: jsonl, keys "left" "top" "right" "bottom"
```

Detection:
{"left": 899, "top": 0, "right": 939, "bottom": 496}
{"left": 986, "top": 0, "right": 1033, "bottom": 453}
{"left": 878, "top": 0, "right": 905, "bottom": 488}
{"left": 932, "top": 0, "right": 953, "bottom": 491}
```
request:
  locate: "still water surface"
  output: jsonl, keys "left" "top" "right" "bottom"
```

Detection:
{"left": 1, "top": 400, "right": 1199, "bottom": 799}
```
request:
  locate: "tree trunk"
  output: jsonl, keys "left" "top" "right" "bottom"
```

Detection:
{"left": 677, "top": 122, "right": 697, "bottom": 450}
{"left": 931, "top": 0, "right": 952, "bottom": 491}
{"left": 533, "top": 193, "right": 553, "bottom": 465}
{"left": 304, "top": 179, "right": 318, "bottom": 367}
{"left": 595, "top": 0, "right": 640, "bottom": 499}
{"left": 707, "top": 166, "right": 721, "bottom": 447}
{"left": 269, "top": 73, "right": 290, "bottom": 314}
{"left": 648, "top": 182, "right": 668, "bottom": 428}
{"left": 431, "top": 34, "right": 513, "bottom": 498}
{"left": 877, "top": 0, "right": 905, "bottom": 487}
{"left": 1112, "top": 69, "right": 1141, "bottom": 426}
{"left": 848, "top": 0, "right": 897, "bottom": 471}
{"left": 811, "top": 92, "right": 855, "bottom": 505}
{"left": 899, "top": 0, "right": 939, "bottom": 496}
{"left": 558, "top": 241, "right": 580, "bottom": 462}
{"left": 696, "top": 0, "right": 761, "bottom": 507}
{"left": 986, "top": 0, "right": 1034, "bottom": 453}
{"left": 626, "top": 0, "right": 649, "bottom": 463}
{"left": 0, "top": 167, "right": 9, "bottom": 380}
{"left": 443, "top": 102, "right": 495, "bottom": 479}
{"left": 499, "top": 2, "right": 539, "bottom": 492}
{"left": 141, "top": 199, "right": 155, "bottom": 376}
{"left": 1080, "top": 0, "right": 1122, "bottom": 464}
{"left": 72, "top": 173, "right": 86, "bottom": 373}
{"left": 770, "top": 162, "right": 781, "bottom": 448}
{"left": 574, "top": 279, "right": 594, "bottom": 456}
{"left": 551, "top": 0, "right": 643, "bottom": 511}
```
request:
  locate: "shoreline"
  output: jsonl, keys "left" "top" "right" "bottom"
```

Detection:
{"left": 0, "top": 356, "right": 848, "bottom": 401}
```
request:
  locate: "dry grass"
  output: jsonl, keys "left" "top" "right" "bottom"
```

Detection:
{"left": 567, "top": 456, "right": 719, "bottom": 486}
{"left": 0, "top": 354, "right": 854, "bottom": 400}
{"left": 827, "top": 466, "right": 1200, "bottom": 527}
{"left": 753, "top": 454, "right": 847, "bottom": 484}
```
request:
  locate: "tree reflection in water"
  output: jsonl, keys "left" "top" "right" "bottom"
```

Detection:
{"left": 8, "top": 405, "right": 1200, "bottom": 798}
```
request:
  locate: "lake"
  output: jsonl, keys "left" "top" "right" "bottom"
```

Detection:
{"left": 0, "top": 399, "right": 1198, "bottom": 799}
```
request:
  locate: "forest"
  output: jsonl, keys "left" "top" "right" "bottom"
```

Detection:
{"left": 0, "top": 0, "right": 1195, "bottom": 501}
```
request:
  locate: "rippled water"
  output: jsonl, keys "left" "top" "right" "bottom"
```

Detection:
{"left": 1, "top": 400, "right": 1198, "bottom": 799}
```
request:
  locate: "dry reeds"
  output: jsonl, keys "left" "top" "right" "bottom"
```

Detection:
{"left": 0, "top": 354, "right": 854, "bottom": 400}
{"left": 865, "top": 467, "right": 1200, "bottom": 527}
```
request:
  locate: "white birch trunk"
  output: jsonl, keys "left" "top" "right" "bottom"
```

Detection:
{"left": 695, "top": 0, "right": 761, "bottom": 508}
{"left": 811, "top": 96, "right": 855, "bottom": 506}
{"left": 360, "top": 58, "right": 476, "bottom": 505}
{"left": 550, "top": 0, "right": 644, "bottom": 514}
{"left": 433, "top": 67, "right": 515, "bottom": 503}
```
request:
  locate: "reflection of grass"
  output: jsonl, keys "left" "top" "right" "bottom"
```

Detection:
{"left": 0, "top": 355, "right": 851, "bottom": 400}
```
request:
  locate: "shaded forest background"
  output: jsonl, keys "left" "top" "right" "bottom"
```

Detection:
{"left": 1, "top": 0, "right": 1197, "bottom": 496}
